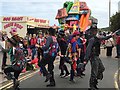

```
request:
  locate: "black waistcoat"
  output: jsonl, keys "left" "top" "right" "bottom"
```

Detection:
{"left": 92, "top": 36, "right": 101, "bottom": 56}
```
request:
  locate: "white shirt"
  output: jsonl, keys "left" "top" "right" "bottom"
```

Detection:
{"left": 105, "top": 38, "right": 114, "bottom": 47}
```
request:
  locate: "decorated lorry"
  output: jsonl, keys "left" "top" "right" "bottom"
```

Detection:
{"left": 56, "top": 0, "right": 98, "bottom": 32}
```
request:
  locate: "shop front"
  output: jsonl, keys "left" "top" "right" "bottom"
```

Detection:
{"left": 1, "top": 16, "right": 49, "bottom": 37}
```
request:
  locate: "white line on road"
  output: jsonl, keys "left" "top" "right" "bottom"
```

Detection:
{"left": 1, "top": 60, "right": 59, "bottom": 89}
{"left": 114, "top": 68, "right": 120, "bottom": 90}
{"left": 6, "top": 69, "right": 40, "bottom": 89}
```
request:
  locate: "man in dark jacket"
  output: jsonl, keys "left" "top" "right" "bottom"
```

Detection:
{"left": 84, "top": 26, "right": 114, "bottom": 90}
{"left": 38, "top": 27, "right": 58, "bottom": 87}
{"left": 4, "top": 29, "right": 24, "bottom": 89}
{"left": 57, "top": 30, "right": 69, "bottom": 77}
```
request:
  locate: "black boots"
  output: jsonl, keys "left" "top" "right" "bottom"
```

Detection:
{"left": 89, "top": 84, "right": 99, "bottom": 90}
{"left": 46, "top": 82, "right": 56, "bottom": 87}
{"left": 45, "top": 72, "right": 56, "bottom": 87}
{"left": 90, "top": 78, "right": 99, "bottom": 90}
{"left": 97, "top": 73, "right": 103, "bottom": 80}
{"left": 81, "top": 72, "right": 85, "bottom": 76}
{"left": 4, "top": 73, "right": 14, "bottom": 80}
{"left": 13, "top": 79, "right": 20, "bottom": 89}
{"left": 94, "top": 85, "right": 99, "bottom": 89}
{"left": 44, "top": 73, "right": 52, "bottom": 82}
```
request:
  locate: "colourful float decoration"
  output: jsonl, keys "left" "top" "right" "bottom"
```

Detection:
{"left": 55, "top": 0, "right": 97, "bottom": 32}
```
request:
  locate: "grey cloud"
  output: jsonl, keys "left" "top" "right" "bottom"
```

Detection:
{"left": 0, "top": 0, "right": 120, "bottom": 28}
{"left": 1, "top": 0, "right": 64, "bottom": 3}
{"left": 3, "top": 2, "right": 61, "bottom": 12}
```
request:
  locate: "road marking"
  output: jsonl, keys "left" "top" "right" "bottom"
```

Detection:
{"left": 1, "top": 60, "right": 59, "bottom": 89}
{"left": 6, "top": 69, "right": 39, "bottom": 89}
{"left": 114, "top": 68, "right": 120, "bottom": 90}
{"left": 0, "top": 81, "right": 13, "bottom": 90}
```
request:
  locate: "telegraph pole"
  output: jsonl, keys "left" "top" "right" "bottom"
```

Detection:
{"left": 109, "top": 0, "right": 111, "bottom": 27}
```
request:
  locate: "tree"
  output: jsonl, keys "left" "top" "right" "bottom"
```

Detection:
{"left": 110, "top": 12, "right": 120, "bottom": 32}
{"left": 101, "top": 27, "right": 110, "bottom": 32}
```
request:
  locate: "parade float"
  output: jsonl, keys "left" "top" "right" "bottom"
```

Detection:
{"left": 1, "top": 16, "right": 49, "bottom": 37}
{"left": 56, "top": 0, "right": 98, "bottom": 32}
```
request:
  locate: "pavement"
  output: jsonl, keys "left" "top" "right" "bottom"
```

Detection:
{"left": 0, "top": 48, "right": 120, "bottom": 89}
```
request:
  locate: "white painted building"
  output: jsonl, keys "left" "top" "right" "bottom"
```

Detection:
{"left": 1, "top": 16, "right": 49, "bottom": 37}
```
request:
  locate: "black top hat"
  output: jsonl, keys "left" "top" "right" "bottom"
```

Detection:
{"left": 48, "top": 27, "right": 56, "bottom": 36}
{"left": 58, "top": 30, "right": 65, "bottom": 36}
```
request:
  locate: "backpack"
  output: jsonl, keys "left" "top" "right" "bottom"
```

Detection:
{"left": 12, "top": 47, "right": 26, "bottom": 71}
{"left": 48, "top": 36, "right": 59, "bottom": 57}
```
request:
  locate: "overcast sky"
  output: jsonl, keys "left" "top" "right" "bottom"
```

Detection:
{"left": 0, "top": 0, "right": 120, "bottom": 29}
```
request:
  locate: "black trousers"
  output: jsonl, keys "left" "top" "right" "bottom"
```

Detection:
{"left": 2, "top": 52, "right": 7, "bottom": 66}
{"left": 37, "top": 50, "right": 41, "bottom": 60}
{"left": 89, "top": 56, "right": 105, "bottom": 87}
{"left": 70, "top": 64, "right": 75, "bottom": 80}
{"left": 4, "top": 66, "right": 22, "bottom": 79}
{"left": 106, "top": 47, "right": 113, "bottom": 56}
{"left": 39, "top": 55, "right": 56, "bottom": 83}
{"left": 59, "top": 57, "right": 69, "bottom": 75}
{"left": 37, "top": 47, "right": 43, "bottom": 60}
{"left": 80, "top": 52, "right": 85, "bottom": 63}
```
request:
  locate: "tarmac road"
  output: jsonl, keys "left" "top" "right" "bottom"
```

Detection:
{"left": 17, "top": 49, "right": 119, "bottom": 89}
